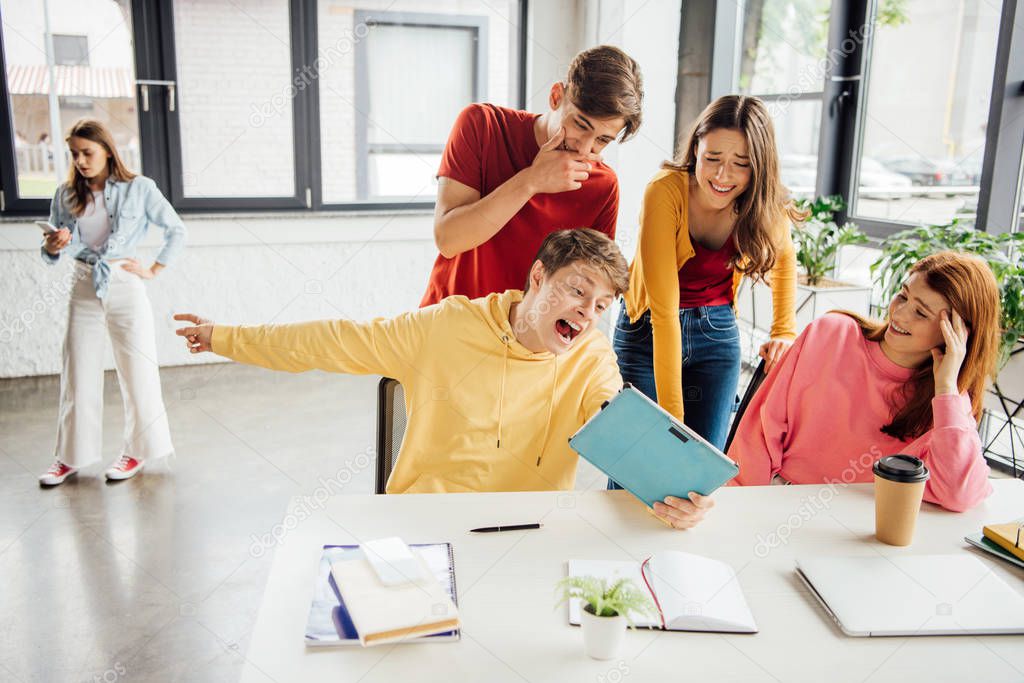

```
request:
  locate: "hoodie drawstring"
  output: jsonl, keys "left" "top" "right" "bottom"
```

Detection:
{"left": 497, "top": 335, "right": 510, "bottom": 448}
{"left": 536, "top": 357, "right": 558, "bottom": 467}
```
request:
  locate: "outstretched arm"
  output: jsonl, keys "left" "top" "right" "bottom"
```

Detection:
{"left": 173, "top": 310, "right": 431, "bottom": 382}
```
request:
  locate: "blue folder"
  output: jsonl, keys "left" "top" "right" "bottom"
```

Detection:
{"left": 569, "top": 385, "right": 739, "bottom": 508}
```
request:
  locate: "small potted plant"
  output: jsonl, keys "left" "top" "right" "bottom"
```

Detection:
{"left": 871, "top": 221, "right": 1024, "bottom": 474}
{"left": 555, "top": 575, "right": 657, "bottom": 660}
{"left": 737, "top": 195, "right": 872, "bottom": 338}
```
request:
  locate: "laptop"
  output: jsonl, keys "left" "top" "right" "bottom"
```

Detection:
{"left": 796, "top": 554, "right": 1024, "bottom": 636}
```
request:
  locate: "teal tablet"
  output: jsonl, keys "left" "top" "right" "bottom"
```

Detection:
{"left": 569, "top": 385, "right": 739, "bottom": 508}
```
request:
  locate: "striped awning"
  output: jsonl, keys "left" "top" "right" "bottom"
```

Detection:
{"left": 6, "top": 64, "right": 134, "bottom": 99}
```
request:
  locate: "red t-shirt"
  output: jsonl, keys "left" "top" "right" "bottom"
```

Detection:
{"left": 678, "top": 236, "right": 737, "bottom": 308}
{"left": 420, "top": 103, "right": 619, "bottom": 307}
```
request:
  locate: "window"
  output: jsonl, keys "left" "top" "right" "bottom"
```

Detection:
{"left": 318, "top": 2, "right": 517, "bottom": 206}
{"left": 171, "top": 0, "right": 297, "bottom": 199}
{"left": 738, "top": 0, "right": 831, "bottom": 198}
{"left": 0, "top": 0, "right": 526, "bottom": 214}
{"left": 354, "top": 14, "right": 484, "bottom": 201}
{"left": 52, "top": 34, "right": 88, "bottom": 66}
{"left": 851, "top": 0, "right": 1001, "bottom": 226}
{"left": 727, "top": 0, "right": 1023, "bottom": 238}
{"left": 0, "top": 0, "right": 139, "bottom": 204}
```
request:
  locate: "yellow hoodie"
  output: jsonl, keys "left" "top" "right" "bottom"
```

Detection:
{"left": 210, "top": 290, "right": 622, "bottom": 493}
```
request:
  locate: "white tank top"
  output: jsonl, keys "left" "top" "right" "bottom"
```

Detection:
{"left": 77, "top": 190, "right": 111, "bottom": 250}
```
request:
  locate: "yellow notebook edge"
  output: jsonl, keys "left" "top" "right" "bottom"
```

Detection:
{"left": 982, "top": 524, "right": 1024, "bottom": 561}
{"left": 363, "top": 617, "right": 462, "bottom": 645}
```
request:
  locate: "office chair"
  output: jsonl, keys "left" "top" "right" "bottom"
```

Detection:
{"left": 375, "top": 377, "right": 406, "bottom": 494}
{"left": 724, "top": 358, "right": 768, "bottom": 452}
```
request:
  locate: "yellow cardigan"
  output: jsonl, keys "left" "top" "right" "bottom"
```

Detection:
{"left": 622, "top": 169, "right": 797, "bottom": 420}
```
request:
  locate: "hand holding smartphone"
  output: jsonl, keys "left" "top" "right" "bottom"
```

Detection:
{"left": 38, "top": 221, "right": 71, "bottom": 255}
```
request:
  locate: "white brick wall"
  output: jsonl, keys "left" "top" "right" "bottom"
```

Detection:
{"left": 173, "top": 0, "right": 296, "bottom": 197}
{"left": 0, "top": 213, "right": 436, "bottom": 378}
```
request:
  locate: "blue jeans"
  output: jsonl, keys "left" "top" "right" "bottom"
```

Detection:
{"left": 608, "top": 303, "right": 741, "bottom": 490}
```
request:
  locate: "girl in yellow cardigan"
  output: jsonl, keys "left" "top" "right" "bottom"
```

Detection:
{"left": 613, "top": 95, "right": 802, "bottom": 462}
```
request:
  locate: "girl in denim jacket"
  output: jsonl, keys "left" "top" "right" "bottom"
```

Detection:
{"left": 39, "top": 119, "right": 185, "bottom": 485}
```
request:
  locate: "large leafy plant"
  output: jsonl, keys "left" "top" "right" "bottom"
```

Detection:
{"left": 792, "top": 195, "right": 869, "bottom": 286}
{"left": 554, "top": 575, "right": 657, "bottom": 627}
{"left": 870, "top": 220, "right": 1024, "bottom": 364}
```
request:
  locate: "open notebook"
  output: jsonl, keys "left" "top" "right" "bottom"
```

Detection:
{"left": 305, "top": 543, "right": 459, "bottom": 647}
{"left": 567, "top": 551, "right": 757, "bottom": 633}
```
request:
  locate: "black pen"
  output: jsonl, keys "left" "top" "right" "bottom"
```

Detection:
{"left": 469, "top": 523, "right": 543, "bottom": 533}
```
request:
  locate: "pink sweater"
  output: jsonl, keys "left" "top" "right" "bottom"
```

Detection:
{"left": 728, "top": 313, "right": 992, "bottom": 512}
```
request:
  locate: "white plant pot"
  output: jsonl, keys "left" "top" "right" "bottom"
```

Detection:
{"left": 580, "top": 606, "right": 627, "bottom": 660}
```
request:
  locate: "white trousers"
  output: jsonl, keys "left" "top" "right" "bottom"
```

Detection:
{"left": 55, "top": 261, "right": 174, "bottom": 467}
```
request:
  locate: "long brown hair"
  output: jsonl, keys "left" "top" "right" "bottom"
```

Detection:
{"left": 64, "top": 119, "right": 136, "bottom": 216}
{"left": 665, "top": 95, "right": 804, "bottom": 279}
{"left": 839, "top": 251, "right": 1001, "bottom": 441}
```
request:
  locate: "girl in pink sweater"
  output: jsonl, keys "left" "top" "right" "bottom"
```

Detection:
{"left": 728, "top": 251, "right": 1002, "bottom": 512}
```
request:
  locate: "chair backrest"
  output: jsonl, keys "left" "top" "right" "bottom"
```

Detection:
{"left": 375, "top": 377, "right": 407, "bottom": 494}
{"left": 724, "top": 359, "right": 768, "bottom": 453}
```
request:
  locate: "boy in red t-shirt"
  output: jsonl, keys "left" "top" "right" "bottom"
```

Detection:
{"left": 420, "top": 45, "right": 644, "bottom": 306}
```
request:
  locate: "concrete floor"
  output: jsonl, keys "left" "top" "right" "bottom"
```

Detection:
{"left": 0, "top": 363, "right": 611, "bottom": 683}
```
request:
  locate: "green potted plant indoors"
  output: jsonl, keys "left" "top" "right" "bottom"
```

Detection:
{"left": 555, "top": 575, "right": 657, "bottom": 660}
{"left": 737, "top": 195, "right": 872, "bottom": 338}
{"left": 871, "top": 221, "right": 1024, "bottom": 472}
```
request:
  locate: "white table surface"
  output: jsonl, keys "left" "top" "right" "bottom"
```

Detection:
{"left": 239, "top": 480, "right": 1024, "bottom": 683}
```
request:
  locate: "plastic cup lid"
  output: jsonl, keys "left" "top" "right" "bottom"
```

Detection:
{"left": 873, "top": 454, "right": 929, "bottom": 483}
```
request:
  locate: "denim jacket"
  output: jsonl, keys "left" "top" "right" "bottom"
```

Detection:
{"left": 41, "top": 175, "right": 186, "bottom": 298}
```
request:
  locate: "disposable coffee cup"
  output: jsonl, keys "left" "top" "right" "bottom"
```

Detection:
{"left": 873, "top": 455, "right": 929, "bottom": 546}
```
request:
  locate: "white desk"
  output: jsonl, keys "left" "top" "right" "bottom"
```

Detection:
{"left": 239, "top": 481, "right": 1024, "bottom": 683}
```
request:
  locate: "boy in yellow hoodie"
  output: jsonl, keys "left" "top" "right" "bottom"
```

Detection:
{"left": 174, "top": 229, "right": 712, "bottom": 529}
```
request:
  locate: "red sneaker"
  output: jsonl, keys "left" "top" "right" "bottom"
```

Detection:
{"left": 39, "top": 461, "right": 78, "bottom": 486}
{"left": 105, "top": 455, "right": 144, "bottom": 481}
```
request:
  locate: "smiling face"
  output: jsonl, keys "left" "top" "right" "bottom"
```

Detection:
{"left": 884, "top": 272, "right": 952, "bottom": 358}
{"left": 515, "top": 261, "right": 616, "bottom": 355}
{"left": 691, "top": 128, "right": 752, "bottom": 211}
{"left": 68, "top": 136, "right": 110, "bottom": 181}
{"left": 546, "top": 82, "right": 626, "bottom": 157}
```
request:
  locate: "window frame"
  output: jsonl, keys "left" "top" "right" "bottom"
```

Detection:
{"left": 350, "top": 10, "right": 488, "bottom": 204}
{"left": 732, "top": 2, "right": 834, "bottom": 199}
{"left": 819, "top": 0, "right": 1024, "bottom": 238}
{"left": 0, "top": 0, "right": 527, "bottom": 217}
{"left": 157, "top": 0, "right": 311, "bottom": 211}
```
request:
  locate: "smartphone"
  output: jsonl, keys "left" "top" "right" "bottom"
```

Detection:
{"left": 35, "top": 221, "right": 59, "bottom": 235}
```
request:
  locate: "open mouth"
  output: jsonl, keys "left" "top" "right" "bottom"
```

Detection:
{"left": 555, "top": 318, "right": 582, "bottom": 345}
{"left": 889, "top": 322, "right": 911, "bottom": 336}
{"left": 708, "top": 180, "right": 735, "bottom": 196}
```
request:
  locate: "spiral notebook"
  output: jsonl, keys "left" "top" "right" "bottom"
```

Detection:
{"left": 305, "top": 543, "right": 459, "bottom": 646}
